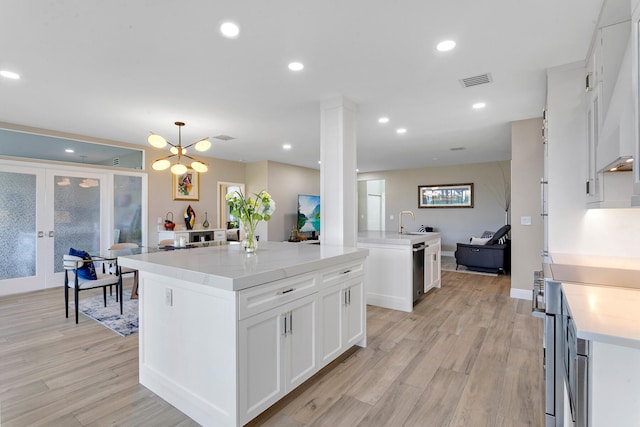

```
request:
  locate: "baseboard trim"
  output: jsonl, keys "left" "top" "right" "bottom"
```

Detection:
{"left": 510, "top": 287, "right": 531, "bottom": 300}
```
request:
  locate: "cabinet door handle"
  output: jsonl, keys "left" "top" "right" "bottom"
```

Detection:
{"left": 348, "top": 288, "right": 351, "bottom": 305}
{"left": 283, "top": 314, "right": 288, "bottom": 336}
{"left": 342, "top": 269, "right": 352, "bottom": 275}
{"left": 289, "top": 312, "right": 293, "bottom": 334}
{"left": 278, "top": 288, "right": 295, "bottom": 295}
{"left": 344, "top": 289, "right": 348, "bottom": 306}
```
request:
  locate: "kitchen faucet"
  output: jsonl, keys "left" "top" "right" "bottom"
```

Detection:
{"left": 398, "top": 210, "right": 415, "bottom": 234}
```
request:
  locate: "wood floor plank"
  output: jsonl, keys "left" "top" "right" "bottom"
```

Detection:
{"left": 355, "top": 381, "right": 422, "bottom": 427}
{"left": 0, "top": 271, "right": 544, "bottom": 426}
{"left": 402, "top": 367, "right": 468, "bottom": 427}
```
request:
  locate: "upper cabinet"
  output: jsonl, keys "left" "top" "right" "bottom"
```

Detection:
{"left": 585, "top": 0, "right": 635, "bottom": 208}
{"left": 632, "top": 1, "right": 640, "bottom": 205}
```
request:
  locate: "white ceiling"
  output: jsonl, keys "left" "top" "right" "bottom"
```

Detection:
{"left": 0, "top": 0, "right": 605, "bottom": 172}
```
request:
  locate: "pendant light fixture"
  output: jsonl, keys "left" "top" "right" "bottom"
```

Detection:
{"left": 149, "top": 121, "right": 211, "bottom": 174}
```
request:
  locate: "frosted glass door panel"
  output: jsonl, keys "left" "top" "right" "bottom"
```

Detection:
{"left": 0, "top": 171, "right": 37, "bottom": 279}
{"left": 52, "top": 175, "right": 101, "bottom": 273}
{"left": 0, "top": 166, "right": 47, "bottom": 296}
{"left": 114, "top": 175, "right": 142, "bottom": 245}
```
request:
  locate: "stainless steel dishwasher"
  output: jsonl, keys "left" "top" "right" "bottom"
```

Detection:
{"left": 412, "top": 242, "right": 426, "bottom": 302}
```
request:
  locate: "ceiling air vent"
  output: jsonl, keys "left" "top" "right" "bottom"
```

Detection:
{"left": 112, "top": 157, "right": 120, "bottom": 166}
{"left": 213, "top": 134, "right": 235, "bottom": 141}
{"left": 459, "top": 73, "right": 493, "bottom": 88}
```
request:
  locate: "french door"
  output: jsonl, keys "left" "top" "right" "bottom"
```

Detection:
{"left": 0, "top": 160, "right": 146, "bottom": 296}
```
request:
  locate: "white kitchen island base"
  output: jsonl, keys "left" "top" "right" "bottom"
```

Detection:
{"left": 358, "top": 231, "right": 441, "bottom": 312}
{"left": 120, "top": 242, "right": 368, "bottom": 427}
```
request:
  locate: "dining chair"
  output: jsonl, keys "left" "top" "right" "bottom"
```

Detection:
{"left": 64, "top": 254, "right": 123, "bottom": 324}
{"left": 108, "top": 243, "right": 139, "bottom": 299}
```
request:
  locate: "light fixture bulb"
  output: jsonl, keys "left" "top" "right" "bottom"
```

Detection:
{"left": 0, "top": 70, "right": 20, "bottom": 79}
{"left": 396, "top": 128, "right": 407, "bottom": 134}
{"left": 170, "top": 146, "right": 186, "bottom": 155}
{"left": 152, "top": 159, "right": 171, "bottom": 171}
{"left": 378, "top": 117, "right": 390, "bottom": 124}
{"left": 472, "top": 102, "right": 486, "bottom": 109}
{"left": 194, "top": 139, "right": 211, "bottom": 152}
{"left": 148, "top": 133, "right": 167, "bottom": 148}
{"left": 191, "top": 161, "right": 208, "bottom": 173}
{"left": 171, "top": 163, "right": 188, "bottom": 175}
{"left": 220, "top": 21, "right": 240, "bottom": 38}
{"left": 288, "top": 62, "right": 304, "bottom": 71}
{"left": 282, "top": 143, "right": 292, "bottom": 150}
{"left": 436, "top": 40, "right": 456, "bottom": 52}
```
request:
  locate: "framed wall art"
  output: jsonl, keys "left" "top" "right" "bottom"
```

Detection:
{"left": 418, "top": 183, "right": 473, "bottom": 208}
{"left": 173, "top": 168, "right": 199, "bottom": 201}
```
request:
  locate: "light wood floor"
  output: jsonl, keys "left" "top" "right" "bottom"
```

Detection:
{"left": 0, "top": 272, "right": 543, "bottom": 427}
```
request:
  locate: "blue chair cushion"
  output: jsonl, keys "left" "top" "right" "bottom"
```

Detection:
{"left": 68, "top": 248, "right": 97, "bottom": 280}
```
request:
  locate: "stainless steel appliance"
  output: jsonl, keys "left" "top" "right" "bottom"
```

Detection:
{"left": 412, "top": 242, "right": 426, "bottom": 302}
{"left": 561, "top": 292, "right": 590, "bottom": 426}
{"left": 533, "top": 276, "right": 565, "bottom": 426}
{"left": 533, "top": 274, "right": 591, "bottom": 427}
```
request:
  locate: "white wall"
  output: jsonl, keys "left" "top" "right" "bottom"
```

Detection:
{"left": 358, "top": 161, "right": 511, "bottom": 253}
{"left": 266, "top": 161, "right": 320, "bottom": 241}
{"left": 147, "top": 155, "right": 246, "bottom": 246}
{"left": 547, "top": 62, "right": 640, "bottom": 257}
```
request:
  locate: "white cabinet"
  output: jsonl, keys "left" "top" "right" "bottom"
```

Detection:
{"left": 424, "top": 241, "right": 441, "bottom": 292}
{"left": 584, "top": 8, "right": 634, "bottom": 207}
{"left": 133, "top": 248, "right": 368, "bottom": 427}
{"left": 319, "top": 277, "right": 365, "bottom": 367}
{"left": 158, "top": 228, "right": 227, "bottom": 244}
{"left": 318, "top": 262, "right": 366, "bottom": 367}
{"left": 238, "top": 293, "right": 317, "bottom": 424}
{"left": 633, "top": 4, "right": 640, "bottom": 205}
{"left": 358, "top": 233, "right": 441, "bottom": 312}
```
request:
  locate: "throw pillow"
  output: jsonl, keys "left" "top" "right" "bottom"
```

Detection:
{"left": 470, "top": 236, "right": 491, "bottom": 245}
{"left": 68, "top": 248, "right": 98, "bottom": 280}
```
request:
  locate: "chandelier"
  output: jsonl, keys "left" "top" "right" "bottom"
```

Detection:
{"left": 148, "top": 121, "right": 211, "bottom": 175}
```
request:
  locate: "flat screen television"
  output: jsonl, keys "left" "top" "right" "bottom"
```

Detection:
{"left": 297, "top": 194, "right": 320, "bottom": 236}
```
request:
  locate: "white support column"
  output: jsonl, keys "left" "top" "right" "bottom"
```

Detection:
{"left": 320, "top": 96, "right": 358, "bottom": 247}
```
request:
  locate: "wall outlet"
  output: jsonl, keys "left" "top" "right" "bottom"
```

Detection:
{"left": 165, "top": 288, "right": 173, "bottom": 306}
{"left": 520, "top": 216, "right": 532, "bottom": 226}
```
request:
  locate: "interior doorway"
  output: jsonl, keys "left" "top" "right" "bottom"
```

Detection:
{"left": 218, "top": 182, "right": 245, "bottom": 229}
{"left": 358, "top": 179, "right": 385, "bottom": 231}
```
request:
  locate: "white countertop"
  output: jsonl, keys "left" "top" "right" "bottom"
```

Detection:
{"left": 118, "top": 241, "right": 368, "bottom": 292}
{"left": 358, "top": 231, "right": 441, "bottom": 246}
{"left": 562, "top": 282, "right": 640, "bottom": 349}
{"left": 549, "top": 253, "right": 640, "bottom": 289}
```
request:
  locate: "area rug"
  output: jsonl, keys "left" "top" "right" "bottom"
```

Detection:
{"left": 441, "top": 255, "right": 499, "bottom": 277}
{"left": 75, "top": 290, "right": 138, "bottom": 336}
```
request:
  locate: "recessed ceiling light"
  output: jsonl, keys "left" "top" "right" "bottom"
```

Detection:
{"left": 396, "top": 128, "right": 407, "bottom": 134}
{"left": 436, "top": 40, "right": 456, "bottom": 52}
{"left": 0, "top": 70, "right": 20, "bottom": 79}
{"left": 65, "top": 149, "right": 74, "bottom": 153}
{"left": 288, "top": 62, "right": 304, "bottom": 71}
{"left": 472, "top": 102, "right": 486, "bottom": 109}
{"left": 378, "top": 117, "right": 389, "bottom": 124}
{"left": 318, "top": 160, "right": 321, "bottom": 164}
{"left": 220, "top": 21, "right": 240, "bottom": 38}
{"left": 282, "top": 143, "right": 292, "bottom": 150}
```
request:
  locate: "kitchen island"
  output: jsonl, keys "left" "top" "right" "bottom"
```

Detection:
{"left": 358, "top": 231, "right": 441, "bottom": 312}
{"left": 119, "top": 241, "right": 368, "bottom": 427}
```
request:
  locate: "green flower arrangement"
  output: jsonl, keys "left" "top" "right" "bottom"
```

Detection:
{"left": 226, "top": 190, "right": 276, "bottom": 252}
